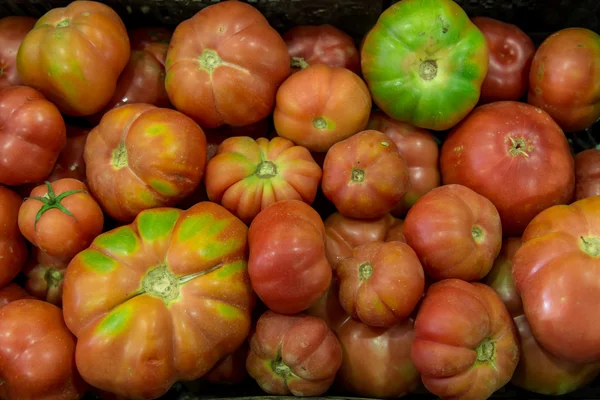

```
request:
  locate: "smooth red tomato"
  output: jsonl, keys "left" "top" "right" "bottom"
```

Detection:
{"left": 248, "top": 200, "right": 331, "bottom": 314}
{"left": 165, "top": 1, "right": 290, "bottom": 128}
{"left": 0, "top": 185, "right": 27, "bottom": 288}
{"left": 274, "top": 64, "right": 372, "bottom": 152}
{"left": 0, "top": 284, "right": 33, "bottom": 307}
{"left": 283, "top": 24, "right": 360, "bottom": 74}
{"left": 322, "top": 130, "right": 410, "bottom": 219}
{"left": 0, "top": 85, "right": 66, "bottom": 186}
{"left": 471, "top": 16, "right": 535, "bottom": 103}
{"left": 440, "top": 101, "right": 575, "bottom": 236}
{"left": 512, "top": 196, "right": 600, "bottom": 364}
{"left": 528, "top": 28, "right": 600, "bottom": 132}
{"left": 23, "top": 247, "right": 69, "bottom": 307}
{"left": 411, "top": 279, "right": 520, "bottom": 400}
{"left": 575, "top": 148, "right": 600, "bottom": 200}
{"left": 0, "top": 16, "right": 36, "bottom": 88}
{"left": 0, "top": 299, "right": 88, "bottom": 400}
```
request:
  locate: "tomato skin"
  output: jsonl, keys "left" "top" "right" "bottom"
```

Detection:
{"left": 0, "top": 299, "right": 88, "bottom": 400}
{"left": 273, "top": 64, "right": 372, "bottom": 153}
{"left": 0, "top": 85, "right": 66, "bottom": 186}
{"left": 0, "top": 16, "right": 36, "bottom": 88}
{"left": 16, "top": 1, "right": 130, "bottom": 116}
{"left": 23, "top": 247, "right": 69, "bottom": 307}
{"left": 165, "top": 1, "right": 290, "bottom": 128}
{"left": 322, "top": 130, "right": 410, "bottom": 219}
{"left": 205, "top": 136, "right": 322, "bottom": 224}
{"left": 512, "top": 196, "right": 600, "bottom": 364}
{"left": 283, "top": 24, "right": 361, "bottom": 74}
{"left": 248, "top": 200, "right": 332, "bottom": 315}
{"left": 528, "top": 28, "right": 600, "bottom": 132}
{"left": 0, "top": 284, "right": 33, "bottom": 307}
{"left": 411, "top": 279, "right": 520, "bottom": 400}
{"left": 0, "top": 185, "right": 27, "bottom": 288}
{"left": 471, "top": 17, "right": 535, "bottom": 103}
{"left": 575, "top": 148, "right": 600, "bottom": 200}
{"left": 246, "top": 311, "right": 342, "bottom": 396}
{"left": 203, "top": 342, "right": 249, "bottom": 385}
{"left": 440, "top": 101, "right": 575, "bottom": 236}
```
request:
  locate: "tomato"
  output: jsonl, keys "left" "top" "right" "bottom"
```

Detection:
{"left": 0, "top": 185, "right": 27, "bottom": 288}
{"left": 0, "top": 85, "right": 66, "bottom": 186}
{"left": 203, "top": 342, "right": 249, "bottom": 385}
{"left": 512, "top": 196, "right": 600, "bottom": 364}
{"left": 0, "top": 299, "right": 88, "bottom": 400}
{"left": 84, "top": 103, "right": 207, "bottom": 222}
{"left": 366, "top": 111, "right": 440, "bottom": 215}
{"left": 575, "top": 148, "right": 600, "bottom": 200}
{"left": 62, "top": 202, "right": 256, "bottom": 399}
{"left": 0, "top": 284, "right": 33, "bottom": 307}
{"left": 19, "top": 179, "right": 104, "bottom": 260}
{"left": 361, "top": 0, "right": 488, "bottom": 131}
{"left": 411, "top": 279, "right": 520, "bottom": 400}
{"left": 528, "top": 28, "right": 600, "bottom": 132}
{"left": 440, "top": 101, "right": 575, "bottom": 236}
{"left": 248, "top": 200, "right": 331, "bottom": 314}
{"left": 322, "top": 130, "right": 410, "bottom": 219}
{"left": 0, "top": 16, "right": 36, "bottom": 88}
{"left": 246, "top": 311, "right": 342, "bottom": 396}
{"left": 17, "top": 1, "right": 130, "bottom": 116}
{"left": 471, "top": 17, "right": 535, "bottom": 103}
{"left": 485, "top": 237, "right": 600, "bottom": 395}
{"left": 273, "top": 64, "right": 372, "bottom": 152}
{"left": 23, "top": 247, "right": 69, "bottom": 307}
{"left": 165, "top": 1, "right": 290, "bottom": 128}
{"left": 403, "top": 184, "right": 502, "bottom": 281}
{"left": 205, "top": 136, "right": 322, "bottom": 224}
{"left": 283, "top": 24, "right": 361, "bottom": 74}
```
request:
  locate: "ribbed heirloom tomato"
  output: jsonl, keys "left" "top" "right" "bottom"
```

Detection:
{"left": 0, "top": 185, "right": 27, "bottom": 288}
{"left": 0, "top": 16, "right": 36, "bottom": 87}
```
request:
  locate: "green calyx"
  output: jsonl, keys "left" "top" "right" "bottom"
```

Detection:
{"left": 476, "top": 338, "right": 496, "bottom": 363}
{"left": 198, "top": 49, "right": 222, "bottom": 73}
{"left": 359, "top": 262, "right": 373, "bottom": 281}
{"left": 255, "top": 160, "right": 278, "bottom": 178}
{"left": 25, "top": 181, "right": 84, "bottom": 231}
{"left": 271, "top": 358, "right": 292, "bottom": 379}
{"left": 351, "top": 168, "right": 365, "bottom": 183}
{"left": 45, "top": 268, "right": 64, "bottom": 288}
{"left": 291, "top": 56, "right": 309, "bottom": 69}
{"left": 313, "top": 117, "right": 327, "bottom": 130}
{"left": 112, "top": 142, "right": 128, "bottom": 169}
{"left": 419, "top": 60, "right": 438, "bottom": 81}
{"left": 471, "top": 226, "right": 484, "bottom": 243}
{"left": 56, "top": 19, "right": 70, "bottom": 28}
{"left": 580, "top": 237, "right": 600, "bottom": 257}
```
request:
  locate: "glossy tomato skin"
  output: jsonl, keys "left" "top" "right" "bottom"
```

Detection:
{"left": 205, "top": 136, "right": 322, "bottom": 224}
{"left": 62, "top": 203, "right": 256, "bottom": 399}
{"left": 165, "top": 1, "right": 290, "bottom": 128}
{"left": 247, "top": 311, "right": 342, "bottom": 396}
{"left": 283, "top": 24, "right": 360, "bottom": 74}
{"left": 0, "top": 299, "right": 88, "bottom": 400}
{"left": 0, "top": 185, "right": 27, "bottom": 288}
{"left": 528, "top": 28, "right": 600, "bottom": 132}
{"left": 23, "top": 247, "right": 69, "bottom": 307}
{"left": 403, "top": 184, "right": 502, "bottom": 281}
{"left": 17, "top": 1, "right": 130, "bottom": 116}
{"left": 322, "top": 130, "right": 410, "bottom": 219}
{"left": 0, "top": 284, "right": 33, "bottom": 307}
{"left": 274, "top": 64, "right": 372, "bottom": 152}
{"left": 84, "top": 103, "right": 207, "bottom": 222}
{"left": 0, "top": 85, "right": 66, "bottom": 186}
{"left": 440, "top": 101, "right": 575, "bottom": 236}
{"left": 472, "top": 17, "right": 535, "bottom": 103}
{"left": 485, "top": 237, "right": 600, "bottom": 395}
{"left": 367, "top": 111, "right": 440, "bottom": 215}
{"left": 248, "top": 200, "right": 331, "bottom": 315}
{"left": 512, "top": 196, "right": 600, "bottom": 364}
{"left": 411, "top": 279, "right": 520, "bottom": 400}
{"left": 361, "top": 0, "right": 488, "bottom": 131}
{"left": 0, "top": 16, "right": 36, "bottom": 88}
{"left": 575, "top": 148, "right": 600, "bottom": 200}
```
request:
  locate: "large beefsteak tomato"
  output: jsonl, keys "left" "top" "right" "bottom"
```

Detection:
{"left": 0, "top": 16, "right": 36, "bottom": 88}
{"left": 575, "top": 148, "right": 600, "bottom": 200}
{"left": 0, "top": 185, "right": 27, "bottom": 288}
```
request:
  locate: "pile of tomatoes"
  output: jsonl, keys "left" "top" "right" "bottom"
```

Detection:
{"left": 0, "top": 0, "right": 599, "bottom": 399}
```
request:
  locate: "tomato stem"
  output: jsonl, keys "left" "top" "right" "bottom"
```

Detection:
{"left": 471, "top": 226, "right": 485, "bottom": 243}
{"left": 198, "top": 49, "right": 222, "bottom": 74}
{"left": 25, "top": 181, "right": 84, "bottom": 231}
{"left": 580, "top": 236, "right": 600, "bottom": 257}
{"left": 358, "top": 262, "right": 373, "bottom": 281}
{"left": 112, "top": 142, "right": 128, "bottom": 169}
{"left": 291, "top": 56, "right": 309, "bottom": 69}
{"left": 255, "top": 160, "right": 278, "bottom": 178}
{"left": 351, "top": 168, "right": 365, "bottom": 183}
{"left": 271, "top": 358, "right": 292, "bottom": 379}
{"left": 508, "top": 137, "right": 531, "bottom": 158}
{"left": 475, "top": 338, "right": 496, "bottom": 363}
{"left": 419, "top": 60, "right": 438, "bottom": 81}
{"left": 313, "top": 117, "right": 327, "bottom": 130}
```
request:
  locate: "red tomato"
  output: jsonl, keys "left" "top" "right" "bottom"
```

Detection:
{"left": 246, "top": 311, "right": 342, "bottom": 396}
{"left": 0, "top": 85, "right": 66, "bottom": 186}
{"left": 404, "top": 184, "right": 502, "bottom": 281}
{"left": 0, "top": 299, "right": 88, "bottom": 400}
{"left": 528, "top": 28, "right": 600, "bottom": 132}
{"left": 322, "top": 130, "right": 410, "bottom": 219}
{"left": 575, "top": 148, "right": 600, "bottom": 200}
{"left": 512, "top": 196, "right": 600, "bottom": 364}
{"left": 23, "top": 247, "right": 69, "bottom": 307}
{"left": 165, "top": 1, "right": 290, "bottom": 128}
{"left": 471, "top": 17, "right": 535, "bottom": 103}
{"left": 0, "top": 16, "right": 36, "bottom": 88}
{"left": 0, "top": 284, "right": 33, "bottom": 307}
{"left": 283, "top": 24, "right": 361, "bottom": 74}
{"left": 366, "top": 111, "right": 441, "bottom": 215}
{"left": 411, "top": 279, "right": 520, "bottom": 400}
{"left": 202, "top": 342, "right": 249, "bottom": 385}
{"left": 440, "top": 101, "right": 575, "bottom": 236}
{"left": 0, "top": 185, "right": 27, "bottom": 288}
{"left": 248, "top": 200, "right": 331, "bottom": 314}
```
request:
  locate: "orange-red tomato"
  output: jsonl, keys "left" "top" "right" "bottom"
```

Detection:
{"left": 575, "top": 148, "right": 600, "bottom": 200}
{"left": 0, "top": 284, "right": 33, "bottom": 308}
{"left": 23, "top": 247, "right": 70, "bottom": 307}
{"left": 0, "top": 16, "right": 36, "bottom": 88}
{"left": 202, "top": 342, "right": 249, "bottom": 385}
{"left": 0, "top": 185, "right": 27, "bottom": 288}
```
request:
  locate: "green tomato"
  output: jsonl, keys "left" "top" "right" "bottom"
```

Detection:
{"left": 361, "top": 0, "right": 489, "bottom": 131}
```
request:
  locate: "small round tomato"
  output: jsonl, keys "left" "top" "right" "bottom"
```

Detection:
{"left": 0, "top": 16, "right": 36, "bottom": 88}
{"left": 23, "top": 247, "right": 69, "bottom": 307}
{"left": 19, "top": 179, "right": 104, "bottom": 260}
{"left": 247, "top": 311, "right": 342, "bottom": 396}
{"left": 575, "top": 148, "right": 600, "bottom": 200}
{"left": 0, "top": 185, "right": 27, "bottom": 288}
{"left": 471, "top": 17, "right": 535, "bottom": 103}
{"left": 528, "top": 28, "right": 600, "bottom": 132}
{"left": 322, "top": 130, "right": 410, "bottom": 219}
{"left": 274, "top": 64, "right": 372, "bottom": 152}
{"left": 0, "top": 284, "right": 33, "bottom": 307}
